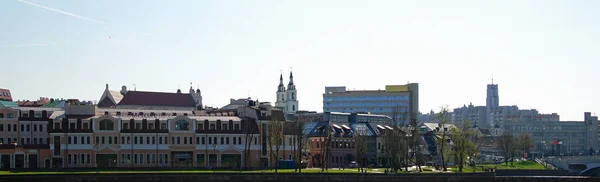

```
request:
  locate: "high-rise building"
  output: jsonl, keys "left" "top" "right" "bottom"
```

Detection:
{"left": 274, "top": 71, "right": 298, "bottom": 114}
{"left": 486, "top": 83, "right": 499, "bottom": 127}
{"left": 322, "top": 83, "right": 419, "bottom": 125}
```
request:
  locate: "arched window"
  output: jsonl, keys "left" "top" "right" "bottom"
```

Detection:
{"left": 292, "top": 105, "right": 295, "bottom": 111}
{"left": 99, "top": 120, "right": 114, "bottom": 130}
{"left": 292, "top": 92, "right": 295, "bottom": 100}
{"left": 175, "top": 120, "right": 189, "bottom": 130}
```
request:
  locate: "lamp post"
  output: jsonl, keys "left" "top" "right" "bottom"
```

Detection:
{"left": 94, "top": 143, "right": 99, "bottom": 174}
{"left": 213, "top": 144, "right": 216, "bottom": 170}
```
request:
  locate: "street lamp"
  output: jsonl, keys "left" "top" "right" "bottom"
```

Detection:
{"left": 94, "top": 143, "right": 99, "bottom": 174}
{"left": 213, "top": 144, "right": 216, "bottom": 170}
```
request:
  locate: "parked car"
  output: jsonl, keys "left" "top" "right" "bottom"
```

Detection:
{"left": 348, "top": 161, "right": 358, "bottom": 168}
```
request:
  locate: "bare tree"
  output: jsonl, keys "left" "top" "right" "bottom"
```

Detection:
{"left": 318, "top": 125, "right": 333, "bottom": 172}
{"left": 497, "top": 133, "right": 516, "bottom": 167}
{"left": 435, "top": 107, "right": 451, "bottom": 171}
{"left": 517, "top": 133, "right": 534, "bottom": 160}
{"left": 291, "top": 120, "right": 306, "bottom": 173}
{"left": 408, "top": 118, "right": 424, "bottom": 172}
{"left": 267, "top": 120, "right": 283, "bottom": 172}
{"left": 382, "top": 125, "right": 408, "bottom": 173}
{"left": 354, "top": 128, "right": 369, "bottom": 173}
{"left": 243, "top": 119, "right": 256, "bottom": 169}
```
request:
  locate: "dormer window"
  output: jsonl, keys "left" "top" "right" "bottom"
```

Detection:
{"left": 104, "top": 111, "right": 109, "bottom": 115}
{"left": 116, "top": 112, "right": 121, "bottom": 116}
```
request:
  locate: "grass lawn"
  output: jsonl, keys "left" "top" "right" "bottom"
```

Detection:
{"left": 0, "top": 168, "right": 383, "bottom": 175}
{"left": 450, "top": 161, "right": 546, "bottom": 172}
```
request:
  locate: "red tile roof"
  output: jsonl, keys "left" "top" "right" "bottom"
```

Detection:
{"left": 0, "top": 88, "right": 12, "bottom": 101}
{"left": 17, "top": 98, "right": 50, "bottom": 107}
{"left": 117, "top": 91, "right": 196, "bottom": 108}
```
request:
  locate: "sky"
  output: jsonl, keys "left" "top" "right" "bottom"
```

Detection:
{"left": 1, "top": 0, "right": 599, "bottom": 121}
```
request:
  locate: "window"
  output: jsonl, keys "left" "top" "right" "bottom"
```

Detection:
{"left": 70, "top": 123, "right": 75, "bottom": 129}
{"left": 68, "top": 136, "right": 72, "bottom": 144}
{"left": 123, "top": 123, "right": 129, "bottom": 129}
{"left": 96, "top": 137, "right": 99, "bottom": 144}
{"left": 210, "top": 124, "right": 216, "bottom": 130}
{"left": 140, "top": 154, "right": 144, "bottom": 165}
{"left": 102, "top": 137, "right": 105, "bottom": 144}
{"left": 201, "top": 137, "right": 205, "bottom": 144}
{"left": 146, "top": 154, "right": 150, "bottom": 164}
{"left": 171, "top": 137, "right": 175, "bottom": 144}
{"left": 238, "top": 137, "right": 242, "bottom": 145}
{"left": 26, "top": 124, "right": 30, "bottom": 132}
{"left": 0, "top": 124, "right": 3, "bottom": 131}
{"left": 159, "top": 137, "right": 163, "bottom": 144}
{"left": 152, "top": 137, "right": 156, "bottom": 144}
{"left": 12, "top": 124, "right": 16, "bottom": 131}
{"left": 222, "top": 124, "right": 228, "bottom": 130}
{"left": 121, "top": 154, "right": 126, "bottom": 164}
{"left": 34, "top": 138, "right": 38, "bottom": 144}
{"left": 68, "top": 154, "right": 72, "bottom": 164}
{"left": 109, "top": 137, "right": 112, "bottom": 144}
{"left": 114, "top": 137, "right": 117, "bottom": 144}
{"left": 83, "top": 123, "right": 89, "bottom": 130}
{"left": 220, "top": 137, "right": 224, "bottom": 144}
{"left": 134, "top": 154, "right": 138, "bottom": 164}
{"left": 80, "top": 137, "right": 84, "bottom": 144}
{"left": 87, "top": 154, "right": 91, "bottom": 164}
{"left": 175, "top": 120, "right": 189, "bottom": 130}
{"left": 140, "top": 137, "right": 144, "bottom": 144}
{"left": 34, "top": 125, "right": 37, "bottom": 132}
{"left": 135, "top": 123, "right": 141, "bottom": 129}
{"left": 81, "top": 154, "right": 85, "bottom": 164}
{"left": 121, "top": 137, "right": 125, "bottom": 144}
{"left": 184, "top": 137, "right": 187, "bottom": 144}
{"left": 233, "top": 137, "right": 236, "bottom": 145}
{"left": 149, "top": 123, "right": 154, "bottom": 129}
{"left": 226, "top": 137, "right": 229, "bottom": 145}
{"left": 21, "top": 124, "right": 24, "bottom": 131}
{"left": 234, "top": 124, "right": 240, "bottom": 130}
{"left": 197, "top": 124, "right": 203, "bottom": 130}
{"left": 87, "top": 137, "right": 90, "bottom": 144}
{"left": 161, "top": 123, "right": 167, "bottom": 130}
{"left": 7, "top": 113, "right": 12, "bottom": 118}
{"left": 54, "top": 123, "right": 60, "bottom": 130}
{"left": 0, "top": 113, "right": 3, "bottom": 118}
{"left": 146, "top": 137, "right": 150, "bottom": 144}
{"left": 177, "top": 137, "right": 180, "bottom": 144}
{"left": 208, "top": 137, "right": 212, "bottom": 144}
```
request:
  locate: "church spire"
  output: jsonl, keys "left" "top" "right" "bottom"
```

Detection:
{"left": 287, "top": 70, "right": 296, "bottom": 90}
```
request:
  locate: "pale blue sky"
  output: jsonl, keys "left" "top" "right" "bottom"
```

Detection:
{"left": 1, "top": 0, "right": 599, "bottom": 121}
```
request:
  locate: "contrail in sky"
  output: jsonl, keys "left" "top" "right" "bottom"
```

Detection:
{"left": 16, "top": 0, "right": 105, "bottom": 24}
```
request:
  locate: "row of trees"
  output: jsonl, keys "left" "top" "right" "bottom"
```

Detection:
{"left": 261, "top": 106, "right": 534, "bottom": 173}
{"left": 497, "top": 132, "right": 534, "bottom": 166}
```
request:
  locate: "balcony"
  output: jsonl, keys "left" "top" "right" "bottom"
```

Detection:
{"left": 49, "top": 128, "right": 93, "bottom": 133}
{"left": 22, "top": 144, "right": 50, "bottom": 149}
{"left": 120, "top": 129, "right": 169, "bottom": 133}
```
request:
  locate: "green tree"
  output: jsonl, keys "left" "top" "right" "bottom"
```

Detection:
{"left": 517, "top": 133, "right": 534, "bottom": 160}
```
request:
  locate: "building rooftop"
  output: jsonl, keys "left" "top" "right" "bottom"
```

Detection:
{"left": 117, "top": 91, "right": 196, "bottom": 108}
{"left": 0, "top": 88, "right": 12, "bottom": 101}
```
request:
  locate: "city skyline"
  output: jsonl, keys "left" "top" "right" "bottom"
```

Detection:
{"left": 2, "top": 0, "right": 599, "bottom": 121}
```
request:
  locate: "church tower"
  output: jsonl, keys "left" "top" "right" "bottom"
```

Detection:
{"left": 190, "top": 86, "right": 203, "bottom": 110}
{"left": 284, "top": 71, "right": 298, "bottom": 114}
{"left": 275, "top": 73, "right": 286, "bottom": 110}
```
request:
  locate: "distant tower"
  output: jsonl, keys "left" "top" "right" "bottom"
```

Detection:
{"left": 486, "top": 80, "right": 499, "bottom": 128}
{"left": 284, "top": 71, "right": 298, "bottom": 114}
{"left": 191, "top": 86, "right": 203, "bottom": 110}
{"left": 275, "top": 72, "right": 286, "bottom": 110}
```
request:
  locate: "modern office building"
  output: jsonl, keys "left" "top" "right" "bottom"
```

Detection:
{"left": 499, "top": 112, "right": 598, "bottom": 155}
{"left": 323, "top": 83, "right": 418, "bottom": 125}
